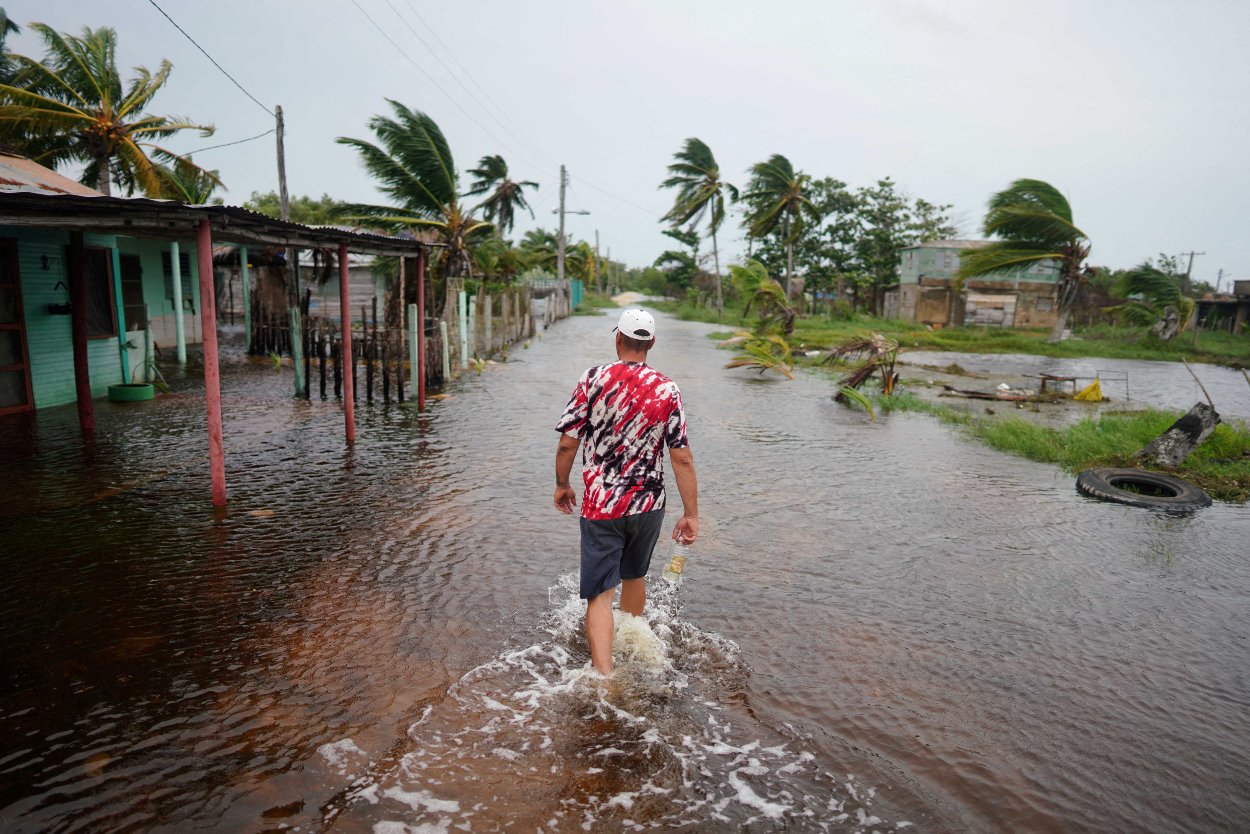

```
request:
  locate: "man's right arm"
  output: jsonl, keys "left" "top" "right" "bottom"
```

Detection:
{"left": 669, "top": 446, "right": 698, "bottom": 543}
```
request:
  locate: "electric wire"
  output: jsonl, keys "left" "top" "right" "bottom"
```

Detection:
{"left": 146, "top": 0, "right": 274, "bottom": 117}
{"left": 382, "top": 0, "right": 553, "bottom": 170}
{"left": 348, "top": 0, "right": 547, "bottom": 174}
{"left": 184, "top": 128, "right": 276, "bottom": 155}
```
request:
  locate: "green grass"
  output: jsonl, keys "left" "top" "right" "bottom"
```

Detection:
{"left": 572, "top": 291, "right": 619, "bottom": 315}
{"left": 654, "top": 300, "right": 1250, "bottom": 366}
{"left": 871, "top": 394, "right": 1250, "bottom": 502}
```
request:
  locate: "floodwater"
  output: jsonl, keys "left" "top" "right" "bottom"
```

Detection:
{"left": 1, "top": 313, "right": 1248, "bottom": 833}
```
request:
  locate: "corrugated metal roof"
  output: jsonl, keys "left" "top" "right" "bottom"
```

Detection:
{"left": 0, "top": 153, "right": 103, "bottom": 197}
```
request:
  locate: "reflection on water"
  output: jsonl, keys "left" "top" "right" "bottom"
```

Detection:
{"left": 0, "top": 315, "right": 1247, "bottom": 833}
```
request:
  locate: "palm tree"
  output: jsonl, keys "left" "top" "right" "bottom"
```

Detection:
{"left": 660, "top": 138, "right": 738, "bottom": 317}
{"left": 956, "top": 179, "right": 1090, "bottom": 343}
{"left": 1104, "top": 262, "right": 1194, "bottom": 340}
{"left": 464, "top": 154, "right": 537, "bottom": 236}
{"left": 0, "top": 9, "right": 21, "bottom": 85}
{"left": 0, "top": 24, "right": 215, "bottom": 196}
{"left": 153, "top": 155, "right": 223, "bottom": 204}
{"left": 742, "top": 154, "right": 815, "bottom": 295}
{"left": 336, "top": 101, "right": 491, "bottom": 286}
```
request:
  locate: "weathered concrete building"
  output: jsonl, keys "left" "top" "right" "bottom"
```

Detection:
{"left": 886, "top": 239, "right": 1061, "bottom": 329}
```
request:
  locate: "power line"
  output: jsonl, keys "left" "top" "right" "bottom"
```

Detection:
{"left": 184, "top": 128, "right": 276, "bottom": 155}
{"left": 347, "top": 0, "right": 545, "bottom": 173}
{"left": 146, "top": 0, "right": 273, "bottom": 117}
{"left": 569, "top": 174, "right": 658, "bottom": 217}
{"left": 382, "top": 0, "right": 554, "bottom": 170}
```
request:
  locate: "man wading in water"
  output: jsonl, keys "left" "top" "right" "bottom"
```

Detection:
{"left": 553, "top": 308, "right": 699, "bottom": 675}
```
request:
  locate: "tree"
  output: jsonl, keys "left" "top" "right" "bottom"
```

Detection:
{"left": 0, "top": 9, "right": 20, "bottom": 86}
{"left": 0, "top": 24, "right": 215, "bottom": 196}
{"left": 653, "top": 228, "right": 701, "bottom": 299}
{"left": 244, "top": 192, "right": 352, "bottom": 226}
{"left": 152, "top": 155, "right": 223, "bottom": 204}
{"left": 854, "top": 179, "right": 955, "bottom": 314}
{"left": 742, "top": 154, "right": 816, "bottom": 295}
{"left": 518, "top": 227, "right": 559, "bottom": 272}
{"left": 957, "top": 178, "right": 1089, "bottom": 342}
{"left": 464, "top": 154, "right": 538, "bottom": 236}
{"left": 660, "top": 137, "right": 739, "bottom": 317}
{"left": 1104, "top": 261, "right": 1194, "bottom": 340}
{"left": 336, "top": 102, "right": 491, "bottom": 286}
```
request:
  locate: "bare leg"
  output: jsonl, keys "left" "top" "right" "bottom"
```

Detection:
{"left": 619, "top": 577, "right": 646, "bottom": 617}
{"left": 586, "top": 587, "right": 616, "bottom": 675}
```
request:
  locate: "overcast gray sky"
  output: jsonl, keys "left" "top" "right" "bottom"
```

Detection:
{"left": 9, "top": 0, "right": 1250, "bottom": 286}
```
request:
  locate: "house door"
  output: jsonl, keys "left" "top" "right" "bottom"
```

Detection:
{"left": 120, "top": 254, "right": 146, "bottom": 330}
{"left": 0, "top": 239, "right": 33, "bottom": 413}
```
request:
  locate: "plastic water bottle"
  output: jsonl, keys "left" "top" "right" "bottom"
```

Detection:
{"left": 662, "top": 541, "right": 692, "bottom": 586}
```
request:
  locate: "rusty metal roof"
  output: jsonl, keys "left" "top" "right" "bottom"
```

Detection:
{"left": 0, "top": 153, "right": 103, "bottom": 197}
{"left": 0, "top": 154, "right": 442, "bottom": 256}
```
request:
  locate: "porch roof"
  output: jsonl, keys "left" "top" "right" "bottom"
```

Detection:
{"left": 0, "top": 191, "right": 438, "bottom": 257}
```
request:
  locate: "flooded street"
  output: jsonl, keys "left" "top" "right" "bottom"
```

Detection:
{"left": 2, "top": 312, "right": 1248, "bottom": 833}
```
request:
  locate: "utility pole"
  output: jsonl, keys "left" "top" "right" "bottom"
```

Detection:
{"left": 553, "top": 165, "right": 589, "bottom": 312}
{"left": 594, "top": 229, "right": 601, "bottom": 294}
{"left": 1179, "top": 250, "right": 1205, "bottom": 295}
{"left": 1215, "top": 268, "right": 1224, "bottom": 295}
{"left": 276, "top": 104, "right": 304, "bottom": 396}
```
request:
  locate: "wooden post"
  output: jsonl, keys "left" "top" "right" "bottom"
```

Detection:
{"left": 339, "top": 242, "right": 355, "bottom": 443}
{"left": 484, "top": 293, "right": 493, "bottom": 356}
{"left": 67, "top": 232, "right": 94, "bottom": 437}
{"left": 170, "top": 241, "right": 187, "bottom": 364}
{"left": 197, "top": 219, "right": 226, "bottom": 507}
{"left": 240, "top": 246, "right": 251, "bottom": 354}
{"left": 469, "top": 295, "right": 477, "bottom": 358}
{"left": 407, "top": 302, "right": 419, "bottom": 400}
{"left": 416, "top": 246, "right": 426, "bottom": 411}
{"left": 458, "top": 288, "right": 468, "bottom": 369}
{"left": 366, "top": 301, "right": 375, "bottom": 403}
{"left": 440, "top": 320, "right": 450, "bottom": 382}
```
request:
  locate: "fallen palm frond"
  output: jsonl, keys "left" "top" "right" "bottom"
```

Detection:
{"left": 825, "top": 333, "right": 901, "bottom": 398}
{"left": 724, "top": 333, "right": 794, "bottom": 379}
{"left": 837, "top": 385, "right": 875, "bottom": 420}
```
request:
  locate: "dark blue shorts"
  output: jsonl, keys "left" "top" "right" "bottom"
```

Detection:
{"left": 579, "top": 508, "right": 665, "bottom": 600}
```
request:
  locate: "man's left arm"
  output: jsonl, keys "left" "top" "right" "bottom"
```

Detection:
{"left": 554, "top": 433, "right": 580, "bottom": 513}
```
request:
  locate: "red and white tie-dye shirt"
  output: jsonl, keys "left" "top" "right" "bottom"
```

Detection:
{"left": 555, "top": 361, "right": 689, "bottom": 521}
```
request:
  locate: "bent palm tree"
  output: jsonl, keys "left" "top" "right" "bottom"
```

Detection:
{"left": 660, "top": 137, "right": 738, "bottom": 317}
{"left": 956, "top": 179, "right": 1089, "bottom": 342}
{"left": 0, "top": 24, "right": 215, "bottom": 196}
{"left": 742, "top": 154, "right": 814, "bottom": 295}
{"left": 153, "top": 155, "right": 223, "bottom": 204}
{"left": 465, "top": 154, "right": 537, "bottom": 236}
{"left": 337, "top": 102, "right": 491, "bottom": 284}
{"left": 1105, "top": 262, "right": 1194, "bottom": 340}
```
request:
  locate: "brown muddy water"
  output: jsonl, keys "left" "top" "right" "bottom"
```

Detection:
{"left": 1, "top": 313, "right": 1248, "bottom": 833}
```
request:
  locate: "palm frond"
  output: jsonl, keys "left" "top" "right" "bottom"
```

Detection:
{"left": 836, "top": 386, "right": 876, "bottom": 420}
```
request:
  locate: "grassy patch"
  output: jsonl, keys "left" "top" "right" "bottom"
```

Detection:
{"left": 573, "top": 292, "right": 619, "bottom": 315}
{"left": 873, "top": 394, "right": 1250, "bottom": 502}
{"left": 654, "top": 300, "right": 1249, "bottom": 366}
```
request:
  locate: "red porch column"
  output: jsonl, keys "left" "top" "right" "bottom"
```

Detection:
{"left": 67, "top": 232, "right": 94, "bottom": 437}
{"left": 339, "top": 242, "right": 355, "bottom": 444}
{"left": 416, "top": 246, "right": 426, "bottom": 412}
{"left": 197, "top": 219, "right": 226, "bottom": 507}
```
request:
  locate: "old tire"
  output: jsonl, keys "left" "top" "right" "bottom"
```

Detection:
{"left": 108, "top": 383, "right": 155, "bottom": 402}
{"left": 1076, "top": 467, "right": 1211, "bottom": 511}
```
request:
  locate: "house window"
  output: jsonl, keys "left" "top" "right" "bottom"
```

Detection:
{"left": 162, "top": 250, "right": 195, "bottom": 311}
{"left": 84, "top": 248, "right": 116, "bottom": 339}
{"left": 1036, "top": 297, "right": 1054, "bottom": 312}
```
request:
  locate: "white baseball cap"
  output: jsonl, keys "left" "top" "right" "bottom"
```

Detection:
{"left": 613, "top": 308, "right": 656, "bottom": 340}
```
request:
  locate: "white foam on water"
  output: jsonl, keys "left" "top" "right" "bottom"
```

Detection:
{"left": 330, "top": 573, "right": 903, "bottom": 832}
{"left": 318, "top": 737, "right": 369, "bottom": 776}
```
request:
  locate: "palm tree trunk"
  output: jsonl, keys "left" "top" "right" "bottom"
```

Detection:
{"left": 96, "top": 153, "right": 112, "bottom": 197}
{"left": 1048, "top": 306, "right": 1070, "bottom": 343}
{"left": 712, "top": 228, "right": 722, "bottom": 320}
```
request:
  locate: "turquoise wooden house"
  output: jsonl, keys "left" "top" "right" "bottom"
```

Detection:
{"left": 0, "top": 154, "right": 208, "bottom": 414}
{"left": 0, "top": 153, "right": 433, "bottom": 506}
{"left": 888, "top": 239, "right": 1060, "bottom": 329}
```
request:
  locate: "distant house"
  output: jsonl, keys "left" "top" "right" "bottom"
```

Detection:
{"left": 0, "top": 153, "right": 204, "bottom": 413}
{"left": 887, "top": 239, "right": 1061, "bottom": 329}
